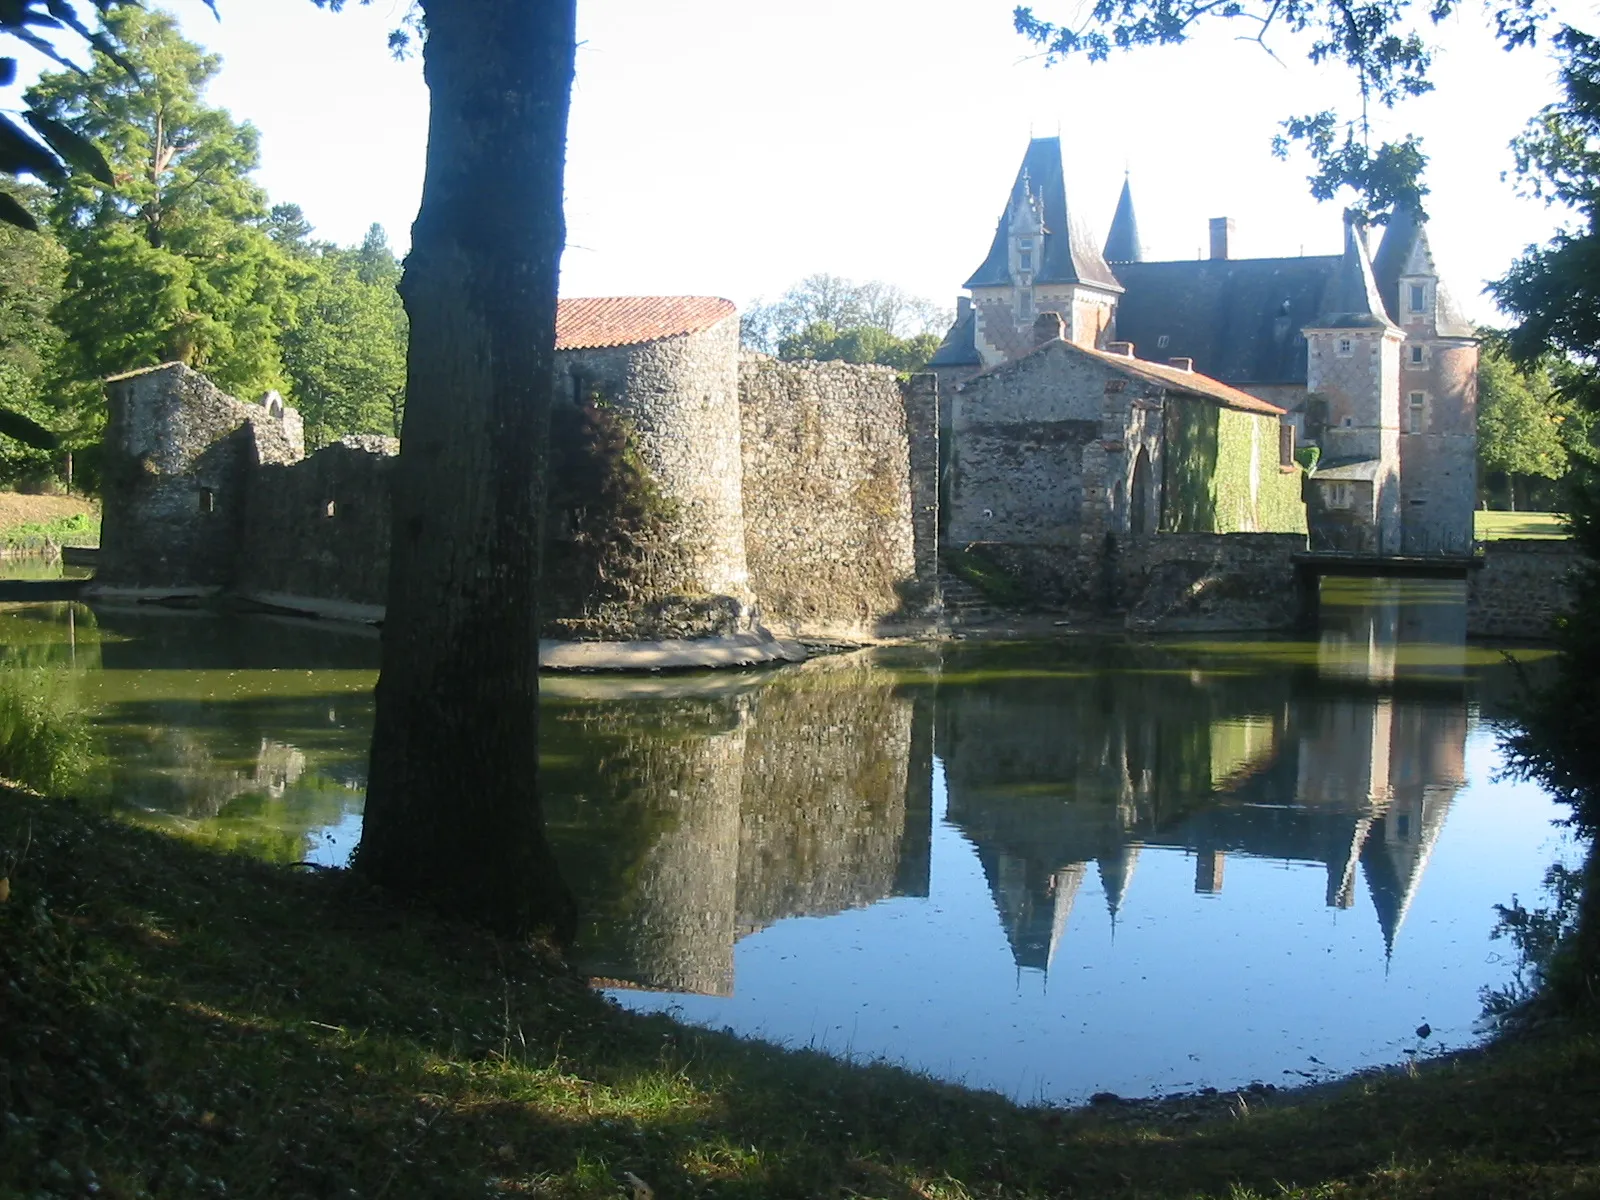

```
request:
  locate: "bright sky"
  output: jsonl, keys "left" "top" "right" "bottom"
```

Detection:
{"left": 23, "top": 1, "right": 1600, "bottom": 326}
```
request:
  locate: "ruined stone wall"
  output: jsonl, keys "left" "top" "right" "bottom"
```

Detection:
{"left": 738, "top": 356, "right": 932, "bottom": 638}
{"left": 98, "top": 363, "right": 304, "bottom": 590}
{"left": 1122, "top": 532, "right": 1307, "bottom": 631}
{"left": 947, "top": 342, "right": 1107, "bottom": 544}
{"left": 964, "top": 531, "right": 1307, "bottom": 628}
{"left": 1467, "top": 538, "right": 1579, "bottom": 640}
{"left": 553, "top": 315, "right": 751, "bottom": 604}
{"left": 236, "top": 437, "right": 398, "bottom": 610}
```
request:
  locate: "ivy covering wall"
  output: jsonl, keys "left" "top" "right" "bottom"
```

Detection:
{"left": 1163, "top": 400, "right": 1307, "bottom": 535}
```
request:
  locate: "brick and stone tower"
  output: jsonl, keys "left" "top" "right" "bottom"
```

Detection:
{"left": 1302, "top": 216, "right": 1405, "bottom": 554}
{"left": 962, "top": 137, "right": 1124, "bottom": 365}
{"left": 1372, "top": 209, "right": 1480, "bottom": 554}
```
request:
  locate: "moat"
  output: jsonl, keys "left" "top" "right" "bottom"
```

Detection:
{"left": 0, "top": 579, "right": 1573, "bottom": 1103}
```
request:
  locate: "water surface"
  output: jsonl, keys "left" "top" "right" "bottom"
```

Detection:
{"left": 0, "top": 579, "right": 1573, "bottom": 1103}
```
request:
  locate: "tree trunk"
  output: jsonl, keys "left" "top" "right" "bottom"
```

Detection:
{"left": 355, "top": 0, "right": 578, "bottom": 940}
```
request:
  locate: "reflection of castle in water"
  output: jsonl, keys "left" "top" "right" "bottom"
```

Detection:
{"left": 941, "top": 580, "right": 1470, "bottom": 972}
{"left": 543, "top": 661, "right": 933, "bottom": 997}
{"left": 543, "top": 581, "right": 1478, "bottom": 994}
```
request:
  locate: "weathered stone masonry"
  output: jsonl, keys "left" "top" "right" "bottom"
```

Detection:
{"left": 96, "top": 303, "right": 941, "bottom": 644}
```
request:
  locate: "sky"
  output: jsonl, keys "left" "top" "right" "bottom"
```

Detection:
{"left": 18, "top": 0, "right": 1599, "bottom": 327}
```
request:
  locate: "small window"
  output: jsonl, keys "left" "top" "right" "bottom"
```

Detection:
{"left": 1018, "top": 289, "right": 1034, "bottom": 322}
{"left": 1408, "top": 391, "right": 1427, "bottom": 434}
{"left": 199, "top": 488, "right": 215, "bottom": 515}
{"left": 1408, "top": 283, "right": 1426, "bottom": 313}
{"left": 1326, "top": 483, "right": 1352, "bottom": 509}
{"left": 1156, "top": 334, "right": 1171, "bottom": 350}
{"left": 1337, "top": 337, "right": 1353, "bottom": 356}
{"left": 323, "top": 500, "right": 337, "bottom": 518}
{"left": 1397, "top": 814, "right": 1411, "bottom": 838}
{"left": 1409, "top": 345, "right": 1425, "bottom": 366}
{"left": 1018, "top": 240, "right": 1033, "bottom": 272}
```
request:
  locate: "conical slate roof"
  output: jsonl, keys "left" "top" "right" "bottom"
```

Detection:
{"left": 1311, "top": 216, "right": 1398, "bottom": 331}
{"left": 964, "top": 137, "right": 1123, "bottom": 292}
{"left": 1103, "top": 175, "right": 1143, "bottom": 263}
{"left": 1372, "top": 209, "right": 1477, "bottom": 338}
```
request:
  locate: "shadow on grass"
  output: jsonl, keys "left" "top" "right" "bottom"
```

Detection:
{"left": 4, "top": 788, "right": 1600, "bottom": 1198}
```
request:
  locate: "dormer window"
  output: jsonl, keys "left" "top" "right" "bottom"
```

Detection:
{"left": 1408, "top": 283, "right": 1426, "bottom": 313}
{"left": 1018, "top": 288, "right": 1034, "bottom": 322}
{"left": 1018, "top": 240, "right": 1033, "bottom": 272}
{"left": 1337, "top": 338, "right": 1353, "bottom": 357}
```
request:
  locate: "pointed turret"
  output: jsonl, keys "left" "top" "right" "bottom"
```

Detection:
{"left": 1318, "top": 214, "right": 1397, "bottom": 330}
{"left": 1372, "top": 208, "right": 1476, "bottom": 339}
{"left": 1096, "top": 843, "right": 1141, "bottom": 924}
{"left": 1103, "top": 174, "right": 1143, "bottom": 264}
{"left": 963, "top": 137, "right": 1122, "bottom": 292}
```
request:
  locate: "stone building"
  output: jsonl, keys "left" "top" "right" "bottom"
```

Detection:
{"left": 96, "top": 297, "right": 940, "bottom": 646}
{"left": 930, "top": 136, "right": 1479, "bottom": 555}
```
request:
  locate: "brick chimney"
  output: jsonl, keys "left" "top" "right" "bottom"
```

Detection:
{"left": 1105, "top": 341, "right": 1135, "bottom": 357}
{"left": 1033, "top": 311, "right": 1066, "bottom": 345}
{"left": 957, "top": 295, "right": 971, "bottom": 321}
{"left": 1209, "top": 217, "right": 1235, "bottom": 260}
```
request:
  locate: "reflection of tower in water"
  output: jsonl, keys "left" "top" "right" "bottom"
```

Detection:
{"left": 937, "top": 582, "right": 1474, "bottom": 969}
{"left": 559, "top": 662, "right": 933, "bottom": 997}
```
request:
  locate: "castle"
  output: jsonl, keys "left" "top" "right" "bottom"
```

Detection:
{"left": 929, "top": 137, "right": 1479, "bottom": 556}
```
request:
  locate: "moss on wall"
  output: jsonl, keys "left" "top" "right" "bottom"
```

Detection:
{"left": 1163, "top": 401, "right": 1305, "bottom": 535}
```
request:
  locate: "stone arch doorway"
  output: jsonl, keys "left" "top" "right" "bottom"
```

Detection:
{"left": 1130, "top": 447, "right": 1157, "bottom": 535}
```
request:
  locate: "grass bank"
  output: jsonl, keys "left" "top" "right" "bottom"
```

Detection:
{"left": 5, "top": 790, "right": 1600, "bottom": 1199}
{"left": 1476, "top": 510, "right": 1570, "bottom": 540}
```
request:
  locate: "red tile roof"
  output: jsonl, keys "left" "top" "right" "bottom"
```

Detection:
{"left": 1088, "top": 348, "right": 1288, "bottom": 416}
{"left": 555, "top": 296, "right": 735, "bottom": 350}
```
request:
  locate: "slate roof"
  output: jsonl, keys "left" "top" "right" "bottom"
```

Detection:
{"left": 1372, "top": 210, "right": 1478, "bottom": 339}
{"left": 1310, "top": 220, "right": 1398, "bottom": 331}
{"left": 964, "top": 137, "right": 1122, "bottom": 292}
{"left": 555, "top": 296, "right": 735, "bottom": 350}
{"left": 972, "top": 335, "right": 1287, "bottom": 416}
{"left": 1088, "top": 347, "right": 1288, "bottom": 416}
{"left": 1113, "top": 256, "right": 1339, "bottom": 386}
{"left": 1103, "top": 176, "right": 1143, "bottom": 264}
{"left": 1312, "top": 457, "right": 1386, "bottom": 482}
{"left": 927, "top": 305, "right": 981, "bottom": 367}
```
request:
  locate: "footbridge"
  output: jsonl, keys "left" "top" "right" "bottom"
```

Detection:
{"left": 1292, "top": 550, "right": 1484, "bottom": 628}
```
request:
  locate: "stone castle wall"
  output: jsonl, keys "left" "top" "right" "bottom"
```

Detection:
{"left": 236, "top": 436, "right": 399, "bottom": 613}
{"left": 554, "top": 316, "right": 750, "bottom": 601}
{"left": 738, "top": 356, "right": 937, "bottom": 639}
{"left": 1467, "top": 538, "right": 1580, "bottom": 639}
{"left": 99, "top": 364, "right": 303, "bottom": 590}
{"left": 97, "top": 339, "right": 935, "bottom": 643}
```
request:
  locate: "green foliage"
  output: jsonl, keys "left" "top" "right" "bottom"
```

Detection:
{"left": 742, "top": 274, "right": 950, "bottom": 355}
{"left": 943, "top": 544, "right": 1032, "bottom": 608}
{"left": 281, "top": 226, "right": 407, "bottom": 448}
{"left": 0, "top": 510, "right": 98, "bottom": 550}
{"left": 0, "top": 180, "right": 67, "bottom": 476}
{"left": 776, "top": 320, "right": 942, "bottom": 372}
{"left": 26, "top": 7, "right": 301, "bottom": 407}
{"left": 544, "top": 397, "right": 677, "bottom": 622}
{"left": 1295, "top": 444, "right": 1321, "bottom": 474}
{"left": 1012, "top": 0, "right": 1554, "bottom": 217}
{"left": 1477, "top": 342, "right": 1573, "bottom": 492}
{"left": 0, "top": 668, "right": 92, "bottom": 792}
{"left": 1165, "top": 404, "right": 1306, "bottom": 534}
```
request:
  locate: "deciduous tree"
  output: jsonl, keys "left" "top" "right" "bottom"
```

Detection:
{"left": 27, "top": 7, "right": 299, "bottom": 407}
{"left": 352, "top": 0, "right": 579, "bottom": 939}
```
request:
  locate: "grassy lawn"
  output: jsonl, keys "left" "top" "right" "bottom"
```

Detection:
{"left": 1476, "top": 510, "right": 1570, "bottom": 540}
{"left": 5, "top": 787, "right": 1600, "bottom": 1198}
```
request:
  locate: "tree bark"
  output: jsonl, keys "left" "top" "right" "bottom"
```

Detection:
{"left": 355, "top": 0, "right": 578, "bottom": 940}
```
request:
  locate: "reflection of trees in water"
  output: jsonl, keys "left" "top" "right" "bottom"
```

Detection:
{"left": 544, "top": 658, "right": 931, "bottom": 996}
